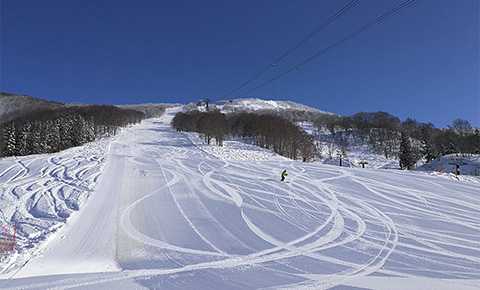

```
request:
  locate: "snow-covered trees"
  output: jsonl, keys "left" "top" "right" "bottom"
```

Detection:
{"left": 0, "top": 106, "right": 144, "bottom": 157}
{"left": 313, "top": 112, "right": 480, "bottom": 163}
{"left": 399, "top": 132, "right": 417, "bottom": 170}
{"left": 3, "top": 122, "right": 18, "bottom": 156}
{"left": 313, "top": 112, "right": 401, "bottom": 159}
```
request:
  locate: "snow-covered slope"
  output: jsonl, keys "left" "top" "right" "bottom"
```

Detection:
{"left": 1, "top": 108, "right": 479, "bottom": 289}
{"left": 0, "top": 138, "right": 110, "bottom": 273}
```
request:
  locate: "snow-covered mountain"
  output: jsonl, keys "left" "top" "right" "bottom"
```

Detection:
{"left": 0, "top": 92, "right": 63, "bottom": 123}
{"left": 185, "top": 98, "right": 333, "bottom": 115}
{"left": 0, "top": 92, "right": 182, "bottom": 124}
{"left": 217, "top": 98, "right": 332, "bottom": 114}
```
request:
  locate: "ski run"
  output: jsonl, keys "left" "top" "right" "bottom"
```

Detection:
{"left": 1, "top": 107, "right": 479, "bottom": 290}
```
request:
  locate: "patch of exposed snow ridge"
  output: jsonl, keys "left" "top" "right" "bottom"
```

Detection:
{"left": 219, "top": 98, "right": 332, "bottom": 114}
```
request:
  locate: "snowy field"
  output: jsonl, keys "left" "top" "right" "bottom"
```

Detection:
{"left": 0, "top": 108, "right": 479, "bottom": 289}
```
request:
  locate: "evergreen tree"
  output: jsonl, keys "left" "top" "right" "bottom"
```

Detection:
{"left": 4, "top": 122, "right": 18, "bottom": 156}
{"left": 0, "top": 125, "right": 5, "bottom": 157}
{"left": 399, "top": 132, "right": 416, "bottom": 170}
{"left": 32, "top": 121, "right": 46, "bottom": 153}
{"left": 421, "top": 139, "right": 436, "bottom": 163}
{"left": 85, "top": 118, "right": 96, "bottom": 142}
{"left": 59, "top": 116, "right": 74, "bottom": 149}
{"left": 45, "top": 119, "right": 61, "bottom": 153}
{"left": 1, "top": 105, "right": 144, "bottom": 156}
{"left": 19, "top": 122, "right": 33, "bottom": 156}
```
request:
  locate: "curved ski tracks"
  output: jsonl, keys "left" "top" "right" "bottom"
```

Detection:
{"left": 1, "top": 111, "right": 480, "bottom": 289}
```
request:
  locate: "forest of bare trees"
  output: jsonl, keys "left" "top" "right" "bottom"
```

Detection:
{"left": 172, "top": 110, "right": 315, "bottom": 161}
{"left": 0, "top": 105, "right": 144, "bottom": 157}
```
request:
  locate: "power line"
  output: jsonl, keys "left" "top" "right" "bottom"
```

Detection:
{"left": 239, "top": 0, "right": 418, "bottom": 97}
{"left": 222, "top": 0, "right": 360, "bottom": 99}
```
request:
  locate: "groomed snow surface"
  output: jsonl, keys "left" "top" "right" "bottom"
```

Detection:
{"left": 1, "top": 107, "right": 479, "bottom": 289}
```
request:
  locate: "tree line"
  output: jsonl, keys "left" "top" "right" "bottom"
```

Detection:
{"left": 172, "top": 110, "right": 315, "bottom": 161}
{"left": 313, "top": 112, "right": 480, "bottom": 169}
{"left": 0, "top": 105, "right": 144, "bottom": 157}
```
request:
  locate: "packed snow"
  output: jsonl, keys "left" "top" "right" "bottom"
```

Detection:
{"left": 0, "top": 107, "right": 479, "bottom": 289}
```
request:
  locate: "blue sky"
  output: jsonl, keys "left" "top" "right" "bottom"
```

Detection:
{"left": 1, "top": 0, "right": 479, "bottom": 127}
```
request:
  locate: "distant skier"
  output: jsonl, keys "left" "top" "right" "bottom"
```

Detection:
{"left": 281, "top": 169, "right": 288, "bottom": 182}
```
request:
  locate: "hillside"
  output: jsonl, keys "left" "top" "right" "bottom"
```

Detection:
{"left": 0, "top": 93, "right": 178, "bottom": 123}
{"left": 1, "top": 107, "right": 479, "bottom": 290}
{"left": 0, "top": 92, "right": 64, "bottom": 123}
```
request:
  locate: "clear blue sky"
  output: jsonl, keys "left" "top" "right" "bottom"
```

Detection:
{"left": 1, "top": 0, "right": 479, "bottom": 127}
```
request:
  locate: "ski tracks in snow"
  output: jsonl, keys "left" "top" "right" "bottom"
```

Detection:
{"left": 113, "top": 112, "right": 480, "bottom": 289}
{"left": 2, "top": 109, "right": 480, "bottom": 289}
{"left": 0, "top": 140, "right": 108, "bottom": 274}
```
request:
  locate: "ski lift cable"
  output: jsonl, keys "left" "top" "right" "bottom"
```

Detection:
{"left": 239, "top": 0, "right": 418, "bottom": 97}
{"left": 221, "top": 0, "right": 361, "bottom": 99}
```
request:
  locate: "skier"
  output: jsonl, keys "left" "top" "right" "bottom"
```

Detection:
{"left": 281, "top": 169, "right": 288, "bottom": 182}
